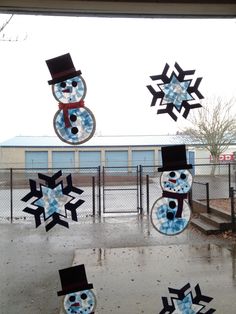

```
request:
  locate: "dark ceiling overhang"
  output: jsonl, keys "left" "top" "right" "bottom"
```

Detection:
{"left": 0, "top": 1, "right": 236, "bottom": 18}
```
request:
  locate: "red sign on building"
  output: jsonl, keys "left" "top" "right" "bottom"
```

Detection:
{"left": 210, "top": 153, "right": 234, "bottom": 162}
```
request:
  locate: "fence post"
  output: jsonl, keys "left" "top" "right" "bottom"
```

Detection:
{"left": 146, "top": 174, "right": 150, "bottom": 215}
{"left": 139, "top": 165, "right": 143, "bottom": 215}
{"left": 188, "top": 189, "right": 192, "bottom": 207}
{"left": 206, "top": 182, "right": 210, "bottom": 213}
{"left": 98, "top": 166, "right": 101, "bottom": 217}
{"left": 92, "top": 176, "right": 95, "bottom": 216}
{"left": 10, "top": 168, "right": 13, "bottom": 223}
{"left": 229, "top": 163, "right": 231, "bottom": 198}
{"left": 230, "top": 187, "right": 236, "bottom": 232}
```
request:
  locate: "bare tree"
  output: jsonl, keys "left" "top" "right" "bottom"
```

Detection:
{"left": 0, "top": 14, "right": 27, "bottom": 42}
{"left": 183, "top": 97, "right": 236, "bottom": 175}
{"left": 0, "top": 14, "right": 14, "bottom": 41}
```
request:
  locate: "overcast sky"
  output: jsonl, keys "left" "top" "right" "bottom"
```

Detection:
{"left": 0, "top": 14, "right": 235, "bottom": 142}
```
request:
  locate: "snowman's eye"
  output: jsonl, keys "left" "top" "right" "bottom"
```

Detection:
{"left": 69, "top": 295, "right": 76, "bottom": 302}
{"left": 180, "top": 173, "right": 186, "bottom": 180}
{"left": 60, "top": 82, "right": 66, "bottom": 88}
{"left": 80, "top": 293, "right": 87, "bottom": 300}
{"left": 72, "top": 80, "right": 78, "bottom": 87}
{"left": 169, "top": 171, "right": 175, "bottom": 178}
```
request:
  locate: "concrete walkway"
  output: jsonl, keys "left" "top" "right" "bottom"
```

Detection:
{"left": 1, "top": 215, "right": 236, "bottom": 313}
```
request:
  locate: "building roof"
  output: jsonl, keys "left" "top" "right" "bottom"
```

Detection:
{"left": 0, "top": 135, "right": 201, "bottom": 148}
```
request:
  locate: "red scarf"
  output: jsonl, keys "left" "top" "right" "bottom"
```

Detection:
{"left": 58, "top": 100, "right": 84, "bottom": 128}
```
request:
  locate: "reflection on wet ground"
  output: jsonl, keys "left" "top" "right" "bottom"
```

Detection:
{"left": 71, "top": 244, "right": 236, "bottom": 313}
{"left": 1, "top": 215, "right": 236, "bottom": 313}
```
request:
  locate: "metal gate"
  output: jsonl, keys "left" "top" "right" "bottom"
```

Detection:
{"left": 102, "top": 166, "right": 142, "bottom": 214}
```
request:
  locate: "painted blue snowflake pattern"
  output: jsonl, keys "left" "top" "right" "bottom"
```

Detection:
{"left": 64, "top": 290, "right": 96, "bottom": 314}
{"left": 156, "top": 201, "right": 189, "bottom": 235}
{"left": 159, "top": 75, "right": 193, "bottom": 110}
{"left": 160, "top": 283, "right": 215, "bottom": 314}
{"left": 54, "top": 107, "right": 95, "bottom": 145}
{"left": 21, "top": 170, "right": 85, "bottom": 231}
{"left": 147, "top": 62, "right": 204, "bottom": 121}
{"left": 173, "top": 293, "right": 203, "bottom": 313}
{"left": 161, "top": 170, "right": 192, "bottom": 194}
{"left": 34, "top": 184, "right": 68, "bottom": 219}
{"left": 52, "top": 76, "right": 86, "bottom": 104}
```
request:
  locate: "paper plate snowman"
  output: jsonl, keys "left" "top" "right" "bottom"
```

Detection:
{"left": 46, "top": 53, "right": 96, "bottom": 145}
{"left": 151, "top": 145, "right": 193, "bottom": 235}
{"left": 57, "top": 264, "right": 97, "bottom": 314}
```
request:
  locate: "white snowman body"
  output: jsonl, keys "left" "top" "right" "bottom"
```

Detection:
{"left": 52, "top": 75, "right": 96, "bottom": 145}
{"left": 151, "top": 169, "right": 193, "bottom": 235}
{"left": 46, "top": 53, "right": 96, "bottom": 145}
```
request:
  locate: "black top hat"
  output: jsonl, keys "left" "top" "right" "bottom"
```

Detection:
{"left": 57, "top": 264, "right": 94, "bottom": 296}
{"left": 46, "top": 53, "right": 82, "bottom": 85}
{"left": 158, "top": 144, "right": 192, "bottom": 172}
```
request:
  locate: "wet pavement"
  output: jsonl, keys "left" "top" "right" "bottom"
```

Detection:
{"left": 1, "top": 215, "right": 236, "bottom": 314}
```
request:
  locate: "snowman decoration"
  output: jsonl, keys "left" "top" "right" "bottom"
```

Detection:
{"left": 57, "top": 264, "right": 97, "bottom": 314}
{"left": 46, "top": 53, "right": 96, "bottom": 145}
{"left": 151, "top": 145, "right": 193, "bottom": 236}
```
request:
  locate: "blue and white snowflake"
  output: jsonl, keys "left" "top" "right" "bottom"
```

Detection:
{"left": 147, "top": 62, "right": 204, "bottom": 121}
{"left": 160, "top": 283, "right": 215, "bottom": 314}
{"left": 22, "top": 170, "right": 85, "bottom": 231}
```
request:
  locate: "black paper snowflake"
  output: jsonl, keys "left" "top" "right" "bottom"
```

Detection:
{"left": 147, "top": 62, "right": 204, "bottom": 121}
{"left": 22, "top": 170, "right": 85, "bottom": 231}
{"left": 159, "top": 283, "right": 215, "bottom": 314}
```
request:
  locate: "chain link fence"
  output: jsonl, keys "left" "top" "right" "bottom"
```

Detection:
{"left": 1, "top": 162, "right": 236, "bottom": 222}
{"left": 0, "top": 169, "right": 11, "bottom": 221}
{"left": 141, "top": 163, "right": 236, "bottom": 215}
{"left": 102, "top": 166, "right": 140, "bottom": 214}
{"left": 0, "top": 167, "right": 100, "bottom": 222}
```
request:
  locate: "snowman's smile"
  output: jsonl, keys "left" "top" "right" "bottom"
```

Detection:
{"left": 62, "top": 88, "right": 71, "bottom": 93}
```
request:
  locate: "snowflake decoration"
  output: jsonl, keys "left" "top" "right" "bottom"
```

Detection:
{"left": 22, "top": 170, "right": 85, "bottom": 231}
{"left": 147, "top": 62, "right": 204, "bottom": 121}
{"left": 159, "top": 283, "right": 215, "bottom": 314}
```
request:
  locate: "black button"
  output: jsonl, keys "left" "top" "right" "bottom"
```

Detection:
{"left": 166, "top": 212, "right": 174, "bottom": 220}
{"left": 70, "top": 114, "right": 77, "bottom": 122}
{"left": 71, "top": 127, "right": 78, "bottom": 134}
{"left": 169, "top": 201, "right": 176, "bottom": 209}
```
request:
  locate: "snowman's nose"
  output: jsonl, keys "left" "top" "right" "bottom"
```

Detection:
{"left": 169, "top": 179, "right": 176, "bottom": 183}
{"left": 71, "top": 302, "right": 80, "bottom": 307}
{"left": 62, "top": 88, "right": 71, "bottom": 93}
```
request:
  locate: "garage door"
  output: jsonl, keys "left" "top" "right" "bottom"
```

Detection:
{"left": 132, "top": 150, "right": 154, "bottom": 166}
{"left": 25, "top": 151, "right": 48, "bottom": 169}
{"left": 79, "top": 151, "right": 101, "bottom": 167}
{"left": 105, "top": 150, "right": 128, "bottom": 172}
{"left": 52, "top": 151, "right": 75, "bottom": 170}
{"left": 132, "top": 150, "right": 154, "bottom": 173}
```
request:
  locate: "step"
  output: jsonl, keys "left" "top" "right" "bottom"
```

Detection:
{"left": 191, "top": 218, "right": 222, "bottom": 235}
{"left": 209, "top": 206, "right": 231, "bottom": 220}
{"left": 199, "top": 213, "right": 232, "bottom": 231}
